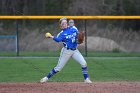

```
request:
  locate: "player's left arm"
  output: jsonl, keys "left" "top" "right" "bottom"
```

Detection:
{"left": 72, "top": 27, "right": 84, "bottom": 44}
{"left": 73, "top": 26, "right": 78, "bottom": 32}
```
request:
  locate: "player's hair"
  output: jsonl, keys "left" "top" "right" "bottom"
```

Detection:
{"left": 59, "top": 18, "right": 67, "bottom": 24}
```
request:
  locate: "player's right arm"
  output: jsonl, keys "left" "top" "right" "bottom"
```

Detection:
{"left": 53, "top": 31, "right": 64, "bottom": 42}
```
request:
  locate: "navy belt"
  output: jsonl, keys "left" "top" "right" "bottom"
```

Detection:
{"left": 66, "top": 48, "right": 76, "bottom": 50}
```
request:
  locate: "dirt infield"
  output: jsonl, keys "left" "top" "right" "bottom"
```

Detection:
{"left": 0, "top": 82, "right": 140, "bottom": 93}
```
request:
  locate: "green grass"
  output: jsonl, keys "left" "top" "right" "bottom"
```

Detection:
{"left": 1, "top": 51, "right": 140, "bottom": 57}
{"left": 0, "top": 57, "right": 140, "bottom": 82}
{"left": 87, "top": 52, "right": 140, "bottom": 57}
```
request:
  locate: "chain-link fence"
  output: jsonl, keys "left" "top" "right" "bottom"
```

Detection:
{"left": 0, "top": 19, "right": 140, "bottom": 57}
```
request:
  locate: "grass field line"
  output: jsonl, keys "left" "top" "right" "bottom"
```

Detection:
{"left": 0, "top": 56, "right": 140, "bottom": 59}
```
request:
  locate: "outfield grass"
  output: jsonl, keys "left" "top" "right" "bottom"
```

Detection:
{"left": 0, "top": 57, "right": 140, "bottom": 82}
{"left": 1, "top": 51, "right": 140, "bottom": 57}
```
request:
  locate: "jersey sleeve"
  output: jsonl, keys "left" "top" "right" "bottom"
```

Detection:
{"left": 53, "top": 31, "right": 63, "bottom": 42}
{"left": 73, "top": 26, "right": 78, "bottom": 32}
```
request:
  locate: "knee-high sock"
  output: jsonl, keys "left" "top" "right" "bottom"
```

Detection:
{"left": 47, "top": 68, "right": 58, "bottom": 79}
{"left": 82, "top": 67, "right": 89, "bottom": 79}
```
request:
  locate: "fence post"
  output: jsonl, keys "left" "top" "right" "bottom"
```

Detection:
{"left": 16, "top": 20, "right": 19, "bottom": 56}
{"left": 84, "top": 20, "right": 87, "bottom": 57}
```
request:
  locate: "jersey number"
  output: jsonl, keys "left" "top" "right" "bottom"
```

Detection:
{"left": 72, "top": 37, "right": 76, "bottom": 43}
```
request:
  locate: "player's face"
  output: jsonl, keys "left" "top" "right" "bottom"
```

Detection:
{"left": 69, "top": 22, "right": 74, "bottom": 26}
{"left": 60, "top": 20, "right": 67, "bottom": 29}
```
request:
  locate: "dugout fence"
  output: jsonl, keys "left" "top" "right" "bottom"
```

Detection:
{"left": 0, "top": 16, "right": 140, "bottom": 57}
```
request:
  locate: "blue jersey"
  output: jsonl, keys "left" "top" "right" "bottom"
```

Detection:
{"left": 53, "top": 27, "right": 78, "bottom": 49}
{"left": 69, "top": 26, "right": 78, "bottom": 31}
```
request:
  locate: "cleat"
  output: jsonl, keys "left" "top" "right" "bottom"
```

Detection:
{"left": 84, "top": 78, "right": 92, "bottom": 83}
{"left": 40, "top": 77, "right": 48, "bottom": 83}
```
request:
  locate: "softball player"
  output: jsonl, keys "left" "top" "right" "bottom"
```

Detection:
{"left": 40, "top": 18, "right": 92, "bottom": 83}
{"left": 68, "top": 19, "right": 78, "bottom": 30}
